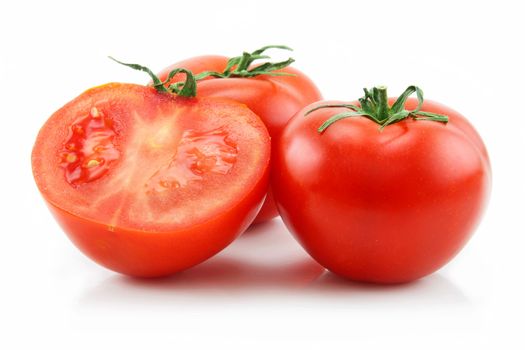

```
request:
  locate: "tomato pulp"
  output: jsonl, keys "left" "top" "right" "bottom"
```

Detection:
{"left": 157, "top": 55, "right": 322, "bottom": 223}
{"left": 273, "top": 96, "right": 491, "bottom": 283}
{"left": 32, "top": 83, "right": 270, "bottom": 277}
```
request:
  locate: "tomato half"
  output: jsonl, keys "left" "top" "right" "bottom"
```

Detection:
{"left": 157, "top": 54, "right": 322, "bottom": 223}
{"left": 32, "top": 83, "right": 270, "bottom": 277}
{"left": 273, "top": 92, "right": 491, "bottom": 283}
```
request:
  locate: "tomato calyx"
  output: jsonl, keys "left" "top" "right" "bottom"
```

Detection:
{"left": 109, "top": 57, "right": 198, "bottom": 97}
{"left": 196, "top": 45, "right": 296, "bottom": 79}
{"left": 110, "top": 45, "right": 295, "bottom": 98}
{"left": 306, "top": 85, "right": 449, "bottom": 133}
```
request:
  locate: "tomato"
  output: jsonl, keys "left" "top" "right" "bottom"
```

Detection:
{"left": 272, "top": 86, "right": 491, "bottom": 283}
{"left": 32, "top": 81, "right": 270, "bottom": 277}
{"left": 157, "top": 46, "right": 322, "bottom": 223}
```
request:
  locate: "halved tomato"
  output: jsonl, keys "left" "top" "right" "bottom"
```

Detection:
{"left": 32, "top": 83, "right": 270, "bottom": 277}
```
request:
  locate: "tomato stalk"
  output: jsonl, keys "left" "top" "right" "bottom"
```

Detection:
{"left": 196, "top": 45, "right": 296, "bottom": 79}
{"left": 376, "top": 86, "right": 390, "bottom": 121}
{"left": 306, "top": 85, "right": 449, "bottom": 132}
{"left": 109, "top": 45, "right": 295, "bottom": 97}
{"left": 109, "top": 57, "right": 199, "bottom": 97}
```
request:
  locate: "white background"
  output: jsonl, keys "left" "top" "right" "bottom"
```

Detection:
{"left": 1, "top": 0, "right": 523, "bottom": 348}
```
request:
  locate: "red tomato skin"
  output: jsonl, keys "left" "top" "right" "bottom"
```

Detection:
{"left": 273, "top": 98, "right": 491, "bottom": 283}
{"left": 44, "top": 166, "right": 268, "bottom": 277}
{"left": 158, "top": 56, "right": 322, "bottom": 223}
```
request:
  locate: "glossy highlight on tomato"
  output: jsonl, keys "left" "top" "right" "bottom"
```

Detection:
{"left": 157, "top": 49, "right": 322, "bottom": 223}
{"left": 273, "top": 88, "right": 491, "bottom": 283}
{"left": 32, "top": 83, "right": 270, "bottom": 277}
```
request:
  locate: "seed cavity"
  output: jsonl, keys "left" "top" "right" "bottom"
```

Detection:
{"left": 73, "top": 125, "right": 84, "bottom": 134}
{"left": 146, "top": 128, "right": 237, "bottom": 193}
{"left": 59, "top": 106, "right": 119, "bottom": 186}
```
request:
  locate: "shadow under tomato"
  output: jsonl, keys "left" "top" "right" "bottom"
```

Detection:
{"left": 78, "top": 256, "right": 324, "bottom": 307}
{"left": 78, "top": 219, "right": 470, "bottom": 308}
{"left": 242, "top": 217, "right": 280, "bottom": 234}
{"left": 130, "top": 256, "right": 323, "bottom": 290}
{"left": 78, "top": 219, "right": 324, "bottom": 304}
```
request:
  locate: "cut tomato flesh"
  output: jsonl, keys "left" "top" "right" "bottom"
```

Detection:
{"left": 32, "top": 83, "right": 270, "bottom": 233}
{"left": 145, "top": 128, "right": 238, "bottom": 193}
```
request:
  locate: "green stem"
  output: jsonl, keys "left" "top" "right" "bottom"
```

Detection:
{"left": 306, "top": 85, "right": 449, "bottom": 133}
{"left": 376, "top": 86, "right": 389, "bottom": 121}
{"left": 203, "top": 45, "right": 296, "bottom": 79}
{"left": 110, "top": 45, "right": 294, "bottom": 98}
{"left": 109, "top": 57, "right": 198, "bottom": 97}
{"left": 235, "top": 52, "right": 253, "bottom": 73}
{"left": 164, "top": 68, "right": 197, "bottom": 97}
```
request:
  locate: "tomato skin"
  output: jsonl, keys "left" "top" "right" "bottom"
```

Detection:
{"left": 273, "top": 98, "right": 491, "bottom": 283}
{"left": 158, "top": 56, "right": 322, "bottom": 223}
{"left": 44, "top": 167, "right": 267, "bottom": 277}
{"left": 32, "top": 83, "right": 270, "bottom": 277}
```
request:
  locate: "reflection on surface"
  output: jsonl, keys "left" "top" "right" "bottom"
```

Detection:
{"left": 308, "top": 271, "right": 471, "bottom": 306}
{"left": 79, "top": 219, "right": 470, "bottom": 307}
{"left": 121, "top": 256, "right": 321, "bottom": 291}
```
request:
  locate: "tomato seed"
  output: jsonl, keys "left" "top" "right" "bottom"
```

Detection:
{"left": 90, "top": 107, "right": 100, "bottom": 118}
{"left": 66, "top": 154, "right": 77, "bottom": 163}
{"left": 86, "top": 159, "right": 101, "bottom": 168}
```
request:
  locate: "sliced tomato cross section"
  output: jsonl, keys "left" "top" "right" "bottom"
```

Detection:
{"left": 32, "top": 83, "right": 270, "bottom": 277}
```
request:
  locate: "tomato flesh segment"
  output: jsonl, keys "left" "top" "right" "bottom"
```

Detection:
{"left": 60, "top": 107, "right": 119, "bottom": 186}
{"left": 145, "top": 128, "right": 237, "bottom": 193}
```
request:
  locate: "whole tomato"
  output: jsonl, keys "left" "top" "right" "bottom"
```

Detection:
{"left": 272, "top": 86, "right": 491, "bottom": 283}
{"left": 157, "top": 46, "right": 322, "bottom": 223}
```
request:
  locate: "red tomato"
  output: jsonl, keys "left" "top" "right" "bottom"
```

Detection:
{"left": 32, "top": 83, "right": 270, "bottom": 277}
{"left": 157, "top": 49, "right": 322, "bottom": 223}
{"left": 272, "top": 86, "right": 491, "bottom": 283}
